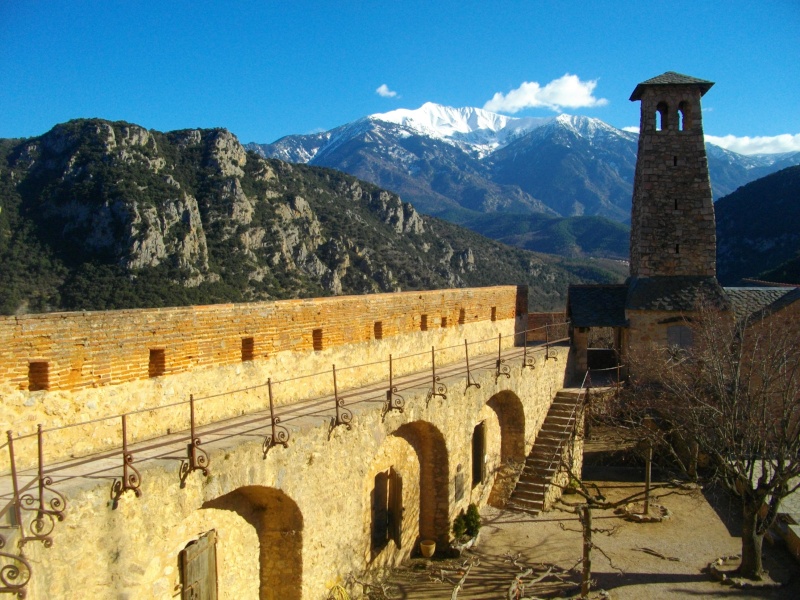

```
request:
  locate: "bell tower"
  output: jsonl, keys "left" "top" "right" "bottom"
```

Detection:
{"left": 629, "top": 72, "right": 716, "bottom": 278}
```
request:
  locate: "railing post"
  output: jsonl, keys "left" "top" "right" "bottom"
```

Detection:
{"left": 383, "top": 354, "right": 405, "bottom": 417}
{"left": 180, "top": 394, "right": 210, "bottom": 485}
{"left": 331, "top": 365, "right": 353, "bottom": 430}
{"left": 495, "top": 334, "right": 510, "bottom": 381}
{"left": 522, "top": 331, "right": 535, "bottom": 369}
{"left": 7, "top": 432, "right": 23, "bottom": 531}
{"left": 111, "top": 414, "right": 142, "bottom": 508}
{"left": 263, "top": 379, "right": 290, "bottom": 455}
{"left": 464, "top": 340, "right": 480, "bottom": 391}
{"left": 427, "top": 346, "right": 447, "bottom": 404}
{"left": 0, "top": 435, "right": 32, "bottom": 595}
{"left": 25, "top": 425, "right": 67, "bottom": 544}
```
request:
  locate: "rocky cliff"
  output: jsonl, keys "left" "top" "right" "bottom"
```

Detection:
{"left": 0, "top": 119, "right": 623, "bottom": 314}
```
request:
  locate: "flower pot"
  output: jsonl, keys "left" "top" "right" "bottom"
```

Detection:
{"left": 420, "top": 539, "right": 436, "bottom": 558}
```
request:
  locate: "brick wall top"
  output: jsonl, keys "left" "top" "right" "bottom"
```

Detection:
{"left": 0, "top": 286, "right": 524, "bottom": 392}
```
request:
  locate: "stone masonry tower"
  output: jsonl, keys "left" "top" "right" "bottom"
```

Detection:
{"left": 629, "top": 72, "right": 716, "bottom": 278}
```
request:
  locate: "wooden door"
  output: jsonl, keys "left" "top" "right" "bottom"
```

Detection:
{"left": 181, "top": 530, "right": 218, "bottom": 600}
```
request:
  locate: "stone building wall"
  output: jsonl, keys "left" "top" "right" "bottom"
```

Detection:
{"left": 21, "top": 344, "right": 570, "bottom": 600}
{"left": 0, "top": 286, "right": 525, "bottom": 470}
{"left": 630, "top": 85, "right": 716, "bottom": 278}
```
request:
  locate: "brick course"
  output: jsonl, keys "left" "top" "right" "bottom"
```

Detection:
{"left": 0, "top": 287, "right": 521, "bottom": 393}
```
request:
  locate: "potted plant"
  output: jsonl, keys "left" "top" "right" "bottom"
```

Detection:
{"left": 451, "top": 504, "right": 481, "bottom": 554}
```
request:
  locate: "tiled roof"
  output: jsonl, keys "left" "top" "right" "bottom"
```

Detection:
{"left": 630, "top": 71, "right": 714, "bottom": 100}
{"left": 567, "top": 284, "right": 628, "bottom": 327}
{"left": 626, "top": 277, "right": 729, "bottom": 312}
{"left": 745, "top": 286, "right": 800, "bottom": 323}
{"left": 723, "top": 287, "right": 797, "bottom": 322}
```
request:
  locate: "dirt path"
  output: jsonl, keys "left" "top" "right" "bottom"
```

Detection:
{"left": 378, "top": 470, "right": 800, "bottom": 599}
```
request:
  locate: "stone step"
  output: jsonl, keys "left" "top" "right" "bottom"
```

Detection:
{"left": 516, "top": 475, "right": 548, "bottom": 487}
{"left": 511, "top": 489, "right": 545, "bottom": 503}
{"left": 505, "top": 500, "right": 541, "bottom": 515}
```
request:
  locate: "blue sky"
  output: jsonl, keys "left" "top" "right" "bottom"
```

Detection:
{"left": 2, "top": 1, "right": 799, "bottom": 154}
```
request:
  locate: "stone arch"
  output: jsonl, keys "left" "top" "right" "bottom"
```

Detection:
{"left": 656, "top": 101, "right": 669, "bottom": 131}
{"left": 203, "top": 486, "right": 303, "bottom": 600}
{"left": 393, "top": 421, "right": 450, "bottom": 546}
{"left": 487, "top": 390, "right": 526, "bottom": 463}
{"left": 678, "top": 100, "right": 692, "bottom": 131}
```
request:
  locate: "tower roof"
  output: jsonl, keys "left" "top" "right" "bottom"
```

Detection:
{"left": 630, "top": 71, "right": 714, "bottom": 101}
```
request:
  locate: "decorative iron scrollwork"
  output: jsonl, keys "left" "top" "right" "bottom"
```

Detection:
{"left": 330, "top": 365, "right": 353, "bottom": 432}
{"left": 13, "top": 426, "right": 67, "bottom": 547}
{"left": 111, "top": 415, "right": 142, "bottom": 508}
{"left": 426, "top": 347, "right": 447, "bottom": 405}
{"left": 180, "top": 438, "right": 211, "bottom": 486}
{"left": 19, "top": 476, "right": 66, "bottom": 547}
{"left": 180, "top": 395, "right": 211, "bottom": 486}
{"left": 111, "top": 451, "right": 143, "bottom": 508}
{"left": 522, "top": 341, "right": 536, "bottom": 369}
{"left": 382, "top": 355, "right": 405, "bottom": 419}
{"left": 0, "top": 535, "right": 31, "bottom": 599}
{"left": 464, "top": 340, "right": 481, "bottom": 391}
{"left": 495, "top": 334, "right": 511, "bottom": 381}
{"left": 263, "top": 379, "right": 290, "bottom": 456}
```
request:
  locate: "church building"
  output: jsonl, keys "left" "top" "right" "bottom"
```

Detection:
{"left": 567, "top": 72, "right": 800, "bottom": 372}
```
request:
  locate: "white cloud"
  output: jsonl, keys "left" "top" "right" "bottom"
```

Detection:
{"left": 616, "top": 127, "right": 799, "bottom": 155}
{"left": 483, "top": 73, "right": 608, "bottom": 114}
{"left": 704, "top": 133, "right": 800, "bottom": 155}
{"left": 376, "top": 84, "right": 398, "bottom": 98}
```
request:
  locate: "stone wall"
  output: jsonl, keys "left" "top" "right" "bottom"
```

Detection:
{"left": 630, "top": 85, "right": 716, "bottom": 278}
{"left": 21, "top": 344, "right": 570, "bottom": 600}
{"left": 0, "top": 286, "right": 526, "bottom": 469}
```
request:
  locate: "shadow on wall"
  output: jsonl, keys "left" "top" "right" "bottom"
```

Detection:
{"left": 392, "top": 421, "right": 450, "bottom": 547}
{"left": 203, "top": 486, "right": 303, "bottom": 600}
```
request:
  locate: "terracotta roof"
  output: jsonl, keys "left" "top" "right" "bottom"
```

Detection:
{"left": 630, "top": 71, "right": 714, "bottom": 101}
{"left": 626, "top": 277, "right": 729, "bottom": 312}
{"left": 567, "top": 285, "right": 628, "bottom": 328}
{"left": 723, "top": 287, "right": 796, "bottom": 322}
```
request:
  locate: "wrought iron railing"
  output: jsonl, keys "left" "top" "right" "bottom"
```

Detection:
{"left": 0, "top": 320, "right": 569, "bottom": 596}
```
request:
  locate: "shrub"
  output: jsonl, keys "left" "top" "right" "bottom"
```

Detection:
{"left": 452, "top": 511, "right": 467, "bottom": 540}
{"left": 464, "top": 503, "right": 481, "bottom": 538}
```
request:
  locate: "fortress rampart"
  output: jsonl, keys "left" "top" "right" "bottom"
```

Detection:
{"left": 0, "top": 286, "right": 580, "bottom": 600}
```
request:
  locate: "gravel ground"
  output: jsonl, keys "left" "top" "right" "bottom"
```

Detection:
{"left": 376, "top": 467, "right": 800, "bottom": 599}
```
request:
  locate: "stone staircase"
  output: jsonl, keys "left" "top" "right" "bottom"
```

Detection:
{"left": 507, "top": 389, "right": 584, "bottom": 515}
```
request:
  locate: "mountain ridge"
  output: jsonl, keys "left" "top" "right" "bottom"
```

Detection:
{"left": 0, "top": 118, "right": 625, "bottom": 315}
{"left": 248, "top": 102, "right": 800, "bottom": 223}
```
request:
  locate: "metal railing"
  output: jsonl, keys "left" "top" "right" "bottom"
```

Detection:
{"left": 0, "top": 321, "right": 570, "bottom": 597}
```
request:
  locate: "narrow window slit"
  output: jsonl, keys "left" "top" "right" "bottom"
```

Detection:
{"left": 312, "top": 328, "right": 323, "bottom": 351}
{"left": 28, "top": 361, "right": 49, "bottom": 391}
{"left": 241, "top": 337, "right": 254, "bottom": 362}
{"left": 149, "top": 349, "right": 166, "bottom": 378}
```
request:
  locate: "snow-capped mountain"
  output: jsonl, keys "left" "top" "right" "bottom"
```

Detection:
{"left": 371, "top": 102, "right": 551, "bottom": 157}
{"left": 247, "top": 103, "right": 800, "bottom": 223}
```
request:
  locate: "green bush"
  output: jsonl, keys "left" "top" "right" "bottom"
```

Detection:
{"left": 465, "top": 503, "right": 481, "bottom": 537}
{"left": 452, "top": 511, "right": 467, "bottom": 540}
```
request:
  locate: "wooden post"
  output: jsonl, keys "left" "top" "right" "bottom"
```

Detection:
{"left": 644, "top": 443, "right": 652, "bottom": 515}
{"left": 581, "top": 504, "right": 592, "bottom": 598}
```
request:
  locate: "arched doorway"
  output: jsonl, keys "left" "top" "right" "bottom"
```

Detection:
{"left": 487, "top": 390, "right": 526, "bottom": 463}
{"left": 486, "top": 390, "right": 526, "bottom": 506}
{"left": 392, "top": 421, "right": 450, "bottom": 546}
{"left": 203, "top": 486, "right": 303, "bottom": 600}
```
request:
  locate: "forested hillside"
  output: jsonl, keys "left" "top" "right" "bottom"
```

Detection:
{"left": 0, "top": 119, "right": 623, "bottom": 314}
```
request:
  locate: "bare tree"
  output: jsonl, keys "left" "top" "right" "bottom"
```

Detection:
{"left": 621, "top": 304, "right": 800, "bottom": 580}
